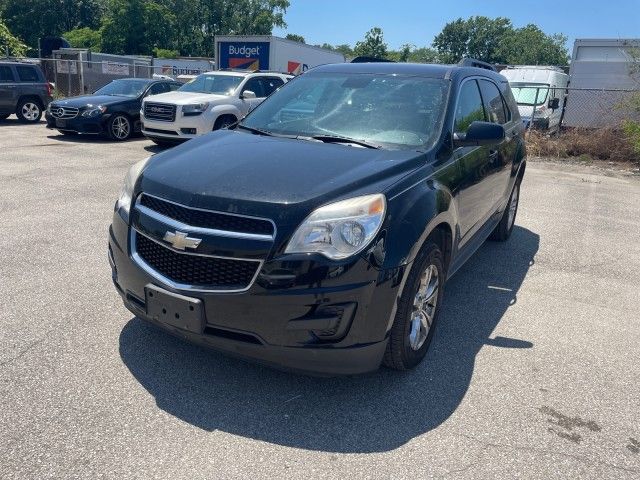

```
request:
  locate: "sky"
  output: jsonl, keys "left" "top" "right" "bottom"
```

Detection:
{"left": 273, "top": 0, "right": 640, "bottom": 53}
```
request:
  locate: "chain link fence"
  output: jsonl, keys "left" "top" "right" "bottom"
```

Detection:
{"left": 523, "top": 86, "right": 640, "bottom": 163}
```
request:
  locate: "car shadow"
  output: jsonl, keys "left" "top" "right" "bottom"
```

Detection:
{"left": 45, "top": 132, "right": 148, "bottom": 144}
{"left": 119, "top": 226, "right": 539, "bottom": 453}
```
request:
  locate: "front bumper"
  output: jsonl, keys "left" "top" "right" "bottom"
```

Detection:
{"left": 45, "top": 112, "right": 110, "bottom": 135}
{"left": 109, "top": 209, "right": 401, "bottom": 375}
{"left": 141, "top": 112, "right": 213, "bottom": 141}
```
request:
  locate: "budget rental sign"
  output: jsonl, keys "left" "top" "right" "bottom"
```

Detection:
{"left": 218, "top": 42, "right": 270, "bottom": 71}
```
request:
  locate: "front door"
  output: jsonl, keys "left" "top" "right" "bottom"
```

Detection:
{"left": 240, "top": 78, "right": 266, "bottom": 116}
{"left": 453, "top": 79, "right": 496, "bottom": 244}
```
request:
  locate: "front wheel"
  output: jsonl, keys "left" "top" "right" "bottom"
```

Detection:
{"left": 213, "top": 115, "right": 236, "bottom": 130}
{"left": 16, "top": 100, "right": 42, "bottom": 123}
{"left": 490, "top": 182, "right": 520, "bottom": 241}
{"left": 107, "top": 114, "right": 132, "bottom": 141}
{"left": 383, "top": 242, "right": 445, "bottom": 370}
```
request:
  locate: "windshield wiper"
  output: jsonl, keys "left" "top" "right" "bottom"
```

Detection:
{"left": 236, "top": 124, "right": 273, "bottom": 136}
{"left": 310, "top": 135, "right": 382, "bottom": 149}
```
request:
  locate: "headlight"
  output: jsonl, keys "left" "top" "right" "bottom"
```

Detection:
{"left": 182, "top": 103, "right": 209, "bottom": 116}
{"left": 82, "top": 105, "right": 107, "bottom": 117}
{"left": 116, "top": 157, "right": 150, "bottom": 216}
{"left": 285, "top": 194, "right": 386, "bottom": 260}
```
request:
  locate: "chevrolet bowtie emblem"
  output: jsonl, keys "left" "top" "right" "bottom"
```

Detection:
{"left": 163, "top": 231, "right": 202, "bottom": 251}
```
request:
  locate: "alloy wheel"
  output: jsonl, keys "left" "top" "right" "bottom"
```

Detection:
{"left": 111, "top": 116, "right": 131, "bottom": 140}
{"left": 22, "top": 103, "right": 41, "bottom": 121}
{"left": 409, "top": 263, "right": 439, "bottom": 351}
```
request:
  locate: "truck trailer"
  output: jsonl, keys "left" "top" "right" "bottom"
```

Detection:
{"left": 214, "top": 35, "right": 345, "bottom": 74}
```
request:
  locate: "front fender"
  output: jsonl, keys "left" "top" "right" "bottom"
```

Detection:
{"left": 382, "top": 180, "right": 457, "bottom": 270}
{"left": 210, "top": 104, "right": 243, "bottom": 122}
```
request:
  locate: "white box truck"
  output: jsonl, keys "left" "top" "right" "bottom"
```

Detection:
{"left": 214, "top": 35, "right": 345, "bottom": 74}
{"left": 500, "top": 66, "right": 569, "bottom": 131}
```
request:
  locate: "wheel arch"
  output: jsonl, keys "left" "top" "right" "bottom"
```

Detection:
{"left": 16, "top": 95, "right": 44, "bottom": 111}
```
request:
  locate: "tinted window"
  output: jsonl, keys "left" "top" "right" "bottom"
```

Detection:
{"left": 261, "top": 77, "right": 284, "bottom": 96}
{"left": 0, "top": 66, "right": 15, "bottom": 82}
{"left": 94, "top": 79, "right": 149, "bottom": 97}
{"left": 147, "top": 83, "right": 170, "bottom": 96}
{"left": 479, "top": 79, "right": 507, "bottom": 124}
{"left": 168, "top": 82, "right": 181, "bottom": 91}
{"left": 242, "top": 78, "right": 265, "bottom": 97}
{"left": 16, "top": 66, "right": 40, "bottom": 82}
{"left": 454, "top": 80, "right": 485, "bottom": 132}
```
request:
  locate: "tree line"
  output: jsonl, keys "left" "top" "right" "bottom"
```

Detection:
{"left": 1, "top": 1, "right": 569, "bottom": 66}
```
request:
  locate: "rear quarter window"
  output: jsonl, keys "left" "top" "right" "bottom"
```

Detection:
{"left": 16, "top": 66, "right": 40, "bottom": 82}
{"left": 501, "top": 85, "right": 521, "bottom": 122}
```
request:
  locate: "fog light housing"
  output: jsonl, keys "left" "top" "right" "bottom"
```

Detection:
{"left": 181, "top": 128, "right": 197, "bottom": 135}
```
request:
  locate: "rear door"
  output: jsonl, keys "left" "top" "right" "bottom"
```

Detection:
{"left": 453, "top": 78, "right": 496, "bottom": 244}
{"left": 0, "top": 65, "right": 17, "bottom": 114}
{"left": 477, "top": 78, "right": 514, "bottom": 210}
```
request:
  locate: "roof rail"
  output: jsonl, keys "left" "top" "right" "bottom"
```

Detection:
{"left": 458, "top": 58, "right": 496, "bottom": 71}
{"left": 350, "top": 56, "right": 395, "bottom": 63}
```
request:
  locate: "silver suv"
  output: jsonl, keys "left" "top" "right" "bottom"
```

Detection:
{"left": 0, "top": 61, "right": 53, "bottom": 123}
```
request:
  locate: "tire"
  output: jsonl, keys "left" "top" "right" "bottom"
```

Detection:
{"left": 383, "top": 242, "right": 445, "bottom": 370}
{"left": 490, "top": 181, "right": 521, "bottom": 241}
{"left": 107, "top": 114, "right": 132, "bottom": 141}
{"left": 213, "top": 115, "right": 236, "bottom": 130}
{"left": 16, "top": 99, "right": 42, "bottom": 123}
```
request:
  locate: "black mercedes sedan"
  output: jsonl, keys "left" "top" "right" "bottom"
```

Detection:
{"left": 46, "top": 78, "right": 181, "bottom": 141}
{"left": 109, "top": 60, "right": 526, "bottom": 375}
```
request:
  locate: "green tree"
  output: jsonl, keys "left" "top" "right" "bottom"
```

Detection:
{"left": 285, "top": 33, "right": 305, "bottom": 43}
{"left": 100, "top": 0, "right": 145, "bottom": 55}
{"left": 388, "top": 45, "right": 439, "bottom": 63}
{"left": 1, "top": 0, "right": 105, "bottom": 52}
{"left": 433, "top": 16, "right": 569, "bottom": 66}
{"left": 353, "top": 27, "right": 387, "bottom": 59}
{"left": 0, "top": 16, "right": 27, "bottom": 56}
{"left": 63, "top": 27, "right": 102, "bottom": 51}
{"left": 497, "top": 25, "right": 569, "bottom": 65}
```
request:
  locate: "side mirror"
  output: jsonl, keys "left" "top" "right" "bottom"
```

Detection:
{"left": 241, "top": 90, "right": 257, "bottom": 100}
{"left": 454, "top": 121, "right": 505, "bottom": 147}
{"left": 548, "top": 98, "right": 560, "bottom": 110}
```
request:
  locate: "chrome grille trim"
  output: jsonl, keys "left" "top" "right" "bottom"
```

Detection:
{"left": 144, "top": 102, "right": 176, "bottom": 122}
{"left": 50, "top": 106, "right": 79, "bottom": 119}
{"left": 130, "top": 228, "right": 264, "bottom": 293}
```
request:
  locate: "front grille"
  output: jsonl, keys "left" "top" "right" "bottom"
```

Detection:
{"left": 135, "top": 233, "right": 259, "bottom": 289}
{"left": 144, "top": 103, "right": 176, "bottom": 122}
{"left": 50, "top": 106, "right": 79, "bottom": 119}
{"left": 139, "top": 194, "right": 275, "bottom": 236}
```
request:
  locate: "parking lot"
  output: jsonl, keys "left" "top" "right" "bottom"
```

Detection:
{"left": 1, "top": 120, "right": 639, "bottom": 479}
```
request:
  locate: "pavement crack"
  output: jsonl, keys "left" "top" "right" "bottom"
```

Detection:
{"left": 0, "top": 338, "right": 45, "bottom": 368}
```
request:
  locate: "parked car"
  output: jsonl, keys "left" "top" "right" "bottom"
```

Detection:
{"left": 45, "top": 78, "right": 182, "bottom": 141}
{"left": 0, "top": 61, "right": 53, "bottom": 123}
{"left": 109, "top": 60, "right": 526, "bottom": 375}
{"left": 500, "top": 66, "right": 569, "bottom": 131}
{"left": 140, "top": 70, "right": 292, "bottom": 146}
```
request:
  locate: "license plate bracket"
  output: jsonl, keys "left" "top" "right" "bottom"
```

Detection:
{"left": 145, "top": 284, "right": 204, "bottom": 334}
{"left": 55, "top": 119, "right": 67, "bottom": 128}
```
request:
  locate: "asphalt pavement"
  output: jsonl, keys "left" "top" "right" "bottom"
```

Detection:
{"left": 1, "top": 119, "right": 639, "bottom": 479}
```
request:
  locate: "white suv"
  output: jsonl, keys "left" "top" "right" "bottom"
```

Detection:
{"left": 140, "top": 70, "right": 292, "bottom": 146}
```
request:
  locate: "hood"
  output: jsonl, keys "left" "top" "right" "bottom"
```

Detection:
{"left": 143, "top": 91, "right": 229, "bottom": 106}
{"left": 139, "top": 130, "right": 425, "bottom": 226}
{"left": 52, "top": 95, "right": 134, "bottom": 108}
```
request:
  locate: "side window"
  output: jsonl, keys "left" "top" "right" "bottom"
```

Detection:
{"left": 16, "top": 66, "right": 40, "bottom": 82}
{"left": 0, "top": 66, "right": 15, "bottom": 82}
{"left": 147, "top": 83, "right": 170, "bottom": 96}
{"left": 261, "top": 77, "right": 284, "bottom": 96}
{"left": 242, "top": 78, "right": 265, "bottom": 98}
{"left": 479, "top": 79, "right": 507, "bottom": 124}
{"left": 169, "top": 82, "right": 181, "bottom": 91}
{"left": 454, "top": 80, "right": 485, "bottom": 133}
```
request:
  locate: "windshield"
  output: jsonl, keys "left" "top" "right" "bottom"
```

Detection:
{"left": 178, "top": 74, "right": 243, "bottom": 95}
{"left": 510, "top": 83, "right": 549, "bottom": 106}
{"left": 94, "top": 80, "right": 148, "bottom": 97}
{"left": 240, "top": 73, "right": 449, "bottom": 150}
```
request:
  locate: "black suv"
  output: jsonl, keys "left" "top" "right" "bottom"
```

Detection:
{"left": 0, "top": 61, "right": 52, "bottom": 123}
{"left": 109, "top": 60, "right": 526, "bottom": 375}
